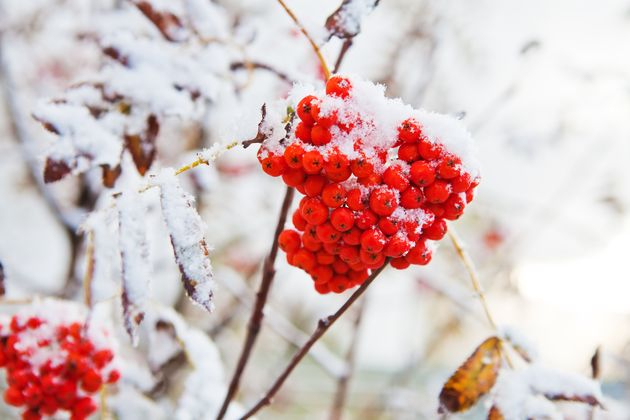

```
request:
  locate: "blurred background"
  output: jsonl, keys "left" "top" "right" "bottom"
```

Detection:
{"left": 1, "top": 0, "right": 629, "bottom": 418}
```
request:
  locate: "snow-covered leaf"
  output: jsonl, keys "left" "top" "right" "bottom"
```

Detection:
{"left": 132, "top": 0, "right": 189, "bottom": 42}
{"left": 439, "top": 336, "right": 502, "bottom": 413}
{"left": 125, "top": 114, "right": 159, "bottom": 176}
{"left": 157, "top": 169, "right": 214, "bottom": 312}
{"left": 326, "top": 0, "right": 379, "bottom": 40}
{"left": 117, "top": 190, "right": 151, "bottom": 344}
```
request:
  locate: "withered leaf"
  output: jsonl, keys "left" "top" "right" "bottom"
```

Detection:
{"left": 544, "top": 393, "right": 602, "bottom": 407}
{"left": 43, "top": 158, "right": 72, "bottom": 183}
{"left": 101, "top": 164, "right": 121, "bottom": 188}
{"left": 125, "top": 114, "right": 159, "bottom": 176}
{"left": 133, "top": 1, "right": 187, "bottom": 42}
{"left": 439, "top": 336, "right": 502, "bottom": 413}
{"left": 487, "top": 405, "right": 504, "bottom": 420}
{"left": 325, "top": 0, "right": 380, "bottom": 40}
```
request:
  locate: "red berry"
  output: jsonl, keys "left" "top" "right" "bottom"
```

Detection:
{"left": 424, "top": 218, "right": 447, "bottom": 240}
{"left": 282, "top": 168, "right": 306, "bottom": 187}
{"left": 418, "top": 139, "right": 443, "bottom": 160}
{"left": 398, "top": 143, "right": 420, "bottom": 162}
{"left": 398, "top": 118, "right": 421, "bottom": 143}
{"left": 27, "top": 317, "right": 42, "bottom": 329}
{"left": 304, "top": 175, "right": 327, "bottom": 197}
{"left": 292, "top": 210, "right": 307, "bottom": 231}
{"left": 330, "top": 207, "right": 355, "bottom": 231}
{"left": 316, "top": 251, "right": 335, "bottom": 265}
{"left": 80, "top": 370, "right": 102, "bottom": 393}
{"left": 351, "top": 156, "right": 374, "bottom": 178}
{"left": 443, "top": 194, "right": 465, "bottom": 220}
{"left": 323, "top": 242, "right": 342, "bottom": 255}
{"left": 378, "top": 217, "right": 400, "bottom": 236}
{"left": 390, "top": 257, "right": 411, "bottom": 270}
{"left": 360, "top": 249, "right": 386, "bottom": 268}
{"left": 316, "top": 222, "right": 341, "bottom": 243}
{"left": 451, "top": 172, "right": 473, "bottom": 193}
{"left": 324, "top": 152, "right": 351, "bottom": 182}
{"left": 300, "top": 198, "right": 329, "bottom": 225}
{"left": 360, "top": 228, "right": 386, "bottom": 253}
{"left": 326, "top": 76, "right": 352, "bottom": 98}
{"left": 284, "top": 143, "right": 304, "bottom": 169}
{"left": 465, "top": 187, "right": 475, "bottom": 203}
{"left": 295, "top": 122, "right": 312, "bottom": 142}
{"left": 409, "top": 161, "right": 436, "bottom": 187}
{"left": 346, "top": 189, "right": 366, "bottom": 211}
{"left": 22, "top": 409, "right": 42, "bottom": 420}
{"left": 293, "top": 249, "right": 316, "bottom": 271}
{"left": 333, "top": 259, "right": 350, "bottom": 274}
{"left": 322, "top": 183, "right": 347, "bottom": 208}
{"left": 279, "top": 230, "right": 301, "bottom": 253}
{"left": 383, "top": 166, "right": 410, "bottom": 191}
{"left": 369, "top": 188, "right": 398, "bottom": 216}
{"left": 107, "top": 370, "right": 121, "bottom": 384}
{"left": 329, "top": 275, "right": 350, "bottom": 293}
{"left": 71, "top": 397, "right": 96, "bottom": 420}
{"left": 358, "top": 172, "right": 382, "bottom": 186}
{"left": 312, "top": 265, "right": 333, "bottom": 284}
{"left": 339, "top": 246, "right": 361, "bottom": 265}
{"left": 355, "top": 209, "right": 378, "bottom": 230}
{"left": 400, "top": 186, "right": 425, "bottom": 209}
{"left": 384, "top": 235, "right": 412, "bottom": 258}
{"left": 406, "top": 242, "right": 432, "bottom": 265}
{"left": 311, "top": 125, "right": 332, "bottom": 146}
{"left": 261, "top": 155, "right": 287, "bottom": 177}
{"left": 302, "top": 150, "right": 324, "bottom": 174}
{"left": 312, "top": 106, "right": 338, "bottom": 128}
{"left": 297, "top": 95, "right": 317, "bottom": 126}
{"left": 342, "top": 227, "right": 362, "bottom": 246}
{"left": 4, "top": 386, "right": 24, "bottom": 406}
{"left": 425, "top": 181, "right": 451, "bottom": 204}
{"left": 437, "top": 156, "right": 461, "bottom": 179}
{"left": 314, "top": 282, "right": 330, "bottom": 294}
{"left": 348, "top": 269, "right": 368, "bottom": 285}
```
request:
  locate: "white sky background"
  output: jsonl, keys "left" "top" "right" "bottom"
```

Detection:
{"left": 1, "top": 0, "right": 630, "bottom": 417}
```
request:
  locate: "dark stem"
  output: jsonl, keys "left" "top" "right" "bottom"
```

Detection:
{"left": 329, "top": 296, "right": 367, "bottom": 420}
{"left": 333, "top": 39, "right": 353, "bottom": 74}
{"left": 215, "top": 186, "right": 295, "bottom": 420}
{"left": 230, "top": 62, "right": 295, "bottom": 84}
{"left": 239, "top": 261, "right": 390, "bottom": 420}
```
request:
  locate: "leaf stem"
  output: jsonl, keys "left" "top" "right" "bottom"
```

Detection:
{"left": 276, "top": 0, "right": 331, "bottom": 80}
{"left": 239, "top": 261, "right": 389, "bottom": 419}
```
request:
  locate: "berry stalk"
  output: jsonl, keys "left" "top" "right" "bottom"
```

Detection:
{"left": 239, "top": 260, "right": 389, "bottom": 419}
{"left": 215, "top": 186, "right": 295, "bottom": 420}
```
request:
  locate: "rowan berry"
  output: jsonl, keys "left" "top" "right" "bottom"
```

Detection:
{"left": 409, "top": 161, "right": 436, "bottom": 187}
{"left": 355, "top": 209, "right": 378, "bottom": 230}
{"left": 311, "top": 125, "right": 332, "bottom": 146}
{"left": 316, "top": 222, "right": 341, "bottom": 243}
{"left": 346, "top": 189, "right": 366, "bottom": 211}
{"left": 383, "top": 166, "right": 410, "bottom": 191}
{"left": 302, "top": 150, "right": 324, "bottom": 174}
{"left": 316, "top": 250, "right": 335, "bottom": 265}
{"left": 292, "top": 210, "right": 307, "bottom": 231}
{"left": 284, "top": 143, "right": 304, "bottom": 169}
{"left": 436, "top": 155, "right": 461, "bottom": 179}
{"left": 304, "top": 175, "right": 327, "bottom": 197}
{"left": 300, "top": 198, "right": 329, "bottom": 225}
{"left": 295, "top": 121, "right": 312, "bottom": 143}
{"left": 418, "top": 138, "right": 442, "bottom": 160}
{"left": 398, "top": 118, "right": 421, "bottom": 143}
{"left": 400, "top": 186, "right": 424, "bottom": 209}
{"left": 384, "top": 235, "right": 412, "bottom": 258}
{"left": 390, "top": 257, "right": 411, "bottom": 270}
{"left": 351, "top": 156, "right": 374, "bottom": 178}
{"left": 443, "top": 194, "right": 465, "bottom": 220}
{"left": 378, "top": 217, "right": 399, "bottom": 236}
{"left": 369, "top": 188, "right": 398, "bottom": 216}
{"left": 360, "top": 228, "right": 386, "bottom": 253}
{"left": 424, "top": 218, "right": 447, "bottom": 240}
{"left": 342, "top": 227, "right": 362, "bottom": 246}
{"left": 322, "top": 183, "right": 347, "bottom": 208}
{"left": 451, "top": 172, "right": 472, "bottom": 193}
{"left": 311, "top": 265, "right": 333, "bottom": 284}
{"left": 297, "top": 95, "right": 317, "bottom": 126}
{"left": 339, "top": 246, "right": 361, "bottom": 265}
{"left": 425, "top": 181, "right": 451, "bottom": 204}
{"left": 279, "top": 230, "right": 301, "bottom": 253}
{"left": 293, "top": 249, "right": 316, "bottom": 271}
{"left": 398, "top": 142, "right": 420, "bottom": 162}
{"left": 282, "top": 168, "right": 306, "bottom": 187}
{"left": 326, "top": 75, "right": 352, "bottom": 98}
{"left": 261, "top": 155, "right": 287, "bottom": 177}
{"left": 330, "top": 207, "right": 355, "bottom": 231}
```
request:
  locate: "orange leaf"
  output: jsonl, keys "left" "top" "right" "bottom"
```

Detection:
{"left": 487, "top": 405, "right": 504, "bottom": 420}
{"left": 439, "top": 336, "right": 502, "bottom": 413}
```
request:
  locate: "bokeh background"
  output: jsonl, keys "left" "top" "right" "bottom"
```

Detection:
{"left": 1, "top": 0, "right": 629, "bottom": 418}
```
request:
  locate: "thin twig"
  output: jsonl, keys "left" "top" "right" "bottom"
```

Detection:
{"left": 230, "top": 61, "right": 295, "bottom": 84}
{"left": 332, "top": 39, "right": 353, "bottom": 74}
{"left": 329, "top": 296, "right": 368, "bottom": 420}
{"left": 276, "top": 0, "right": 331, "bottom": 80}
{"left": 239, "top": 261, "right": 390, "bottom": 419}
{"left": 82, "top": 231, "right": 95, "bottom": 307}
{"left": 447, "top": 227, "right": 513, "bottom": 368}
{"left": 215, "top": 186, "right": 295, "bottom": 420}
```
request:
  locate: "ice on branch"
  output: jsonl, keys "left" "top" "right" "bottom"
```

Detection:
{"left": 117, "top": 190, "right": 151, "bottom": 344}
{"left": 157, "top": 169, "right": 214, "bottom": 312}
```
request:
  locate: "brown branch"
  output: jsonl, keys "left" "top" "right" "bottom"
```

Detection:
{"left": 239, "top": 261, "right": 390, "bottom": 419}
{"left": 230, "top": 62, "right": 294, "bottom": 84}
{"left": 276, "top": 0, "right": 330, "bottom": 80}
{"left": 333, "top": 39, "right": 353, "bottom": 74}
{"left": 215, "top": 186, "right": 295, "bottom": 420}
{"left": 329, "top": 296, "right": 367, "bottom": 420}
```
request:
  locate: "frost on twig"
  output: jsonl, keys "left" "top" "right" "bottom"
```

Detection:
{"left": 157, "top": 169, "right": 214, "bottom": 312}
{"left": 117, "top": 190, "right": 151, "bottom": 344}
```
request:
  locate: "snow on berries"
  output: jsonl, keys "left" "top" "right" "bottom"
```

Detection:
{"left": 258, "top": 75, "right": 480, "bottom": 294}
{"left": 0, "top": 301, "right": 120, "bottom": 420}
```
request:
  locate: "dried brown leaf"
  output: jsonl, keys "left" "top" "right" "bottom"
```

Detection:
{"left": 591, "top": 346, "right": 601, "bottom": 379}
{"left": 439, "top": 336, "right": 502, "bottom": 413}
{"left": 101, "top": 164, "right": 121, "bottom": 188}
{"left": 325, "top": 0, "right": 379, "bottom": 40}
{"left": 487, "top": 405, "right": 504, "bottom": 420}
{"left": 125, "top": 114, "right": 159, "bottom": 176}
{"left": 544, "top": 393, "right": 602, "bottom": 407}
{"left": 43, "top": 158, "right": 71, "bottom": 183}
{"left": 133, "top": 1, "right": 187, "bottom": 42}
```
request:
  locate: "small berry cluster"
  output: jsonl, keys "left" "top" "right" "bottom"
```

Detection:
{"left": 0, "top": 312, "right": 120, "bottom": 420}
{"left": 259, "top": 76, "right": 479, "bottom": 294}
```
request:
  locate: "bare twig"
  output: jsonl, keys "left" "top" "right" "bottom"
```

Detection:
{"left": 230, "top": 61, "right": 294, "bottom": 84}
{"left": 215, "top": 186, "right": 295, "bottom": 420}
{"left": 333, "top": 39, "right": 353, "bottom": 74}
{"left": 329, "top": 296, "right": 368, "bottom": 420}
{"left": 276, "top": 0, "right": 330, "bottom": 80}
{"left": 239, "top": 261, "right": 390, "bottom": 419}
{"left": 82, "top": 231, "right": 95, "bottom": 307}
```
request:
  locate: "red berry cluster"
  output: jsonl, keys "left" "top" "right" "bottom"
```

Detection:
{"left": 0, "top": 314, "right": 120, "bottom": 420}
{"left": 259, "top": 76, "right": 479, "bottom": 294}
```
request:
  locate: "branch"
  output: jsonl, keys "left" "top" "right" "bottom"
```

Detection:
{"left": 332, "top": 39, "right": 353, "bottom": 74}
{"left": 215, "top": 186, "right": 295, "bottom": 420}
{"left": 230, "top": 61, "right": 295, "bottom": 84}
{"left": 329, "top": 296, "right": 367, "bottom": 420}
{"left": 276, "top": 0, "right": 331, "bottom": 80}
{"left": 239, "top": 261, "right": 390, "bottom": 419}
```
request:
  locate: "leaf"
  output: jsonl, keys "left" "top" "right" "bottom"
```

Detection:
{"left": 325, "top": 0, "right": 380, "bottom": 40}
{"left": 544, "top": 393, "right": 602, "bottom": 407}
{"left": 117, "top": 191, "right": 152, "bottom": 343}
{"left": 125, "top": 114, "right": 159, "bottom": 176}
{"left": 590, "top": 346, "right": 601, "bottom": 379}
{"left": 101, "top": 164, "right": 121, "bottom": 188}
{"left": 487, "top": 405, "right": 504, "bottom": 420}
{"left": 133, "top": 1, "right": 188, "bottom": 42}
{"left": 43, "top": 158, "right": 72, "bottom": 183}
{"left": 439, "top": 336, "right": 502, "bottom": 413}
{"left": 158, "top": 169, "right": 214, "bottom": 312}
